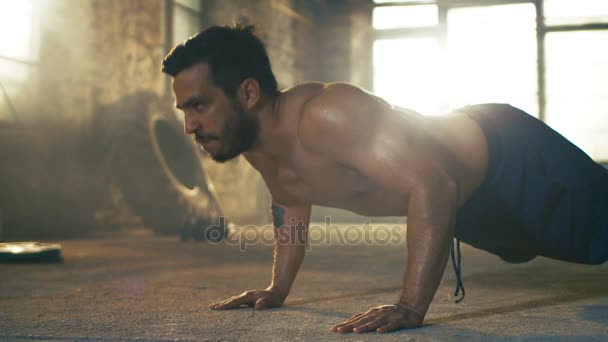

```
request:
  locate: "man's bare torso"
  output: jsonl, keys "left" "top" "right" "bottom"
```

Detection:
{"left": 244, "top": 82, "right": 489, "bottom": 215}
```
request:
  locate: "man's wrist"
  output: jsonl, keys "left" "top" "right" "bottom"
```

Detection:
{"left": 267, "top": 284, "right": 290, "bottom": 299}
{"left": 395, "top": 300, "right": 426, "bottom": 324}
{"left": 396, "top": 290, "right": 427, "bottom": 318}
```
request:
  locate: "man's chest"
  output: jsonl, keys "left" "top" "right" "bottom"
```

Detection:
{"left": 245, "top": 134, "right": 409, "bottom": 215}
{"left": 272, "top": 155, "right": 408, "bottom": 216}
{"left": 274, "top": 151, "right": 372, "bottom": 204}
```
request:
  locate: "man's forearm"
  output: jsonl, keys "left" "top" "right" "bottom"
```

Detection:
{"left": 399, "top": 179, "right": 458, "bottom": 315}
{"left": 269, "top": 236, "right": 306, "bottom": 298}
{"left": 268, "top": 203, "right": 311, "bottom": 299}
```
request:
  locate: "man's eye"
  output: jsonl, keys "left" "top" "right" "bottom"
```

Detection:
{"left": 195, "top": 103, "right": 204, "bottom": 112}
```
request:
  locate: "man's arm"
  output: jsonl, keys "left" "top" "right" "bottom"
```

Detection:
{"left": 255, "top": 154, "right": 312, "bottom": 304}
{"left": 210, "top": 152, "right": 311, "bottom": 310}
{"left": 299, "top": 83, "right": 459, "bottom": 332}
{"left": 267, "top": 201, "right": 311, "bottom": 302}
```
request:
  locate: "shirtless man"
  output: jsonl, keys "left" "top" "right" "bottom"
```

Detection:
{"left": 161, "top": 25, "right": 608, "bottom": 334}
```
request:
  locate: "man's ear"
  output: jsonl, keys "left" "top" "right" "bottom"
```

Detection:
{"left": 239, "top": 78, "right": 261, "bottom": 109}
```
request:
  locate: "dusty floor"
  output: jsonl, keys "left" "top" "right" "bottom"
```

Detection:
{"left": 1, "top": 223, "right": 607, "bottom": 341}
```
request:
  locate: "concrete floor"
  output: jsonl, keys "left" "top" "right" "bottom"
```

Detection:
{"left": 1, "top": 223, "right": 607, "bottom": 341}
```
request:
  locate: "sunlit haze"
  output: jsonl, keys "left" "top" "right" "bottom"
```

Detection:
{"left": 0, "top": 0, "right": 34, "bottom": 61}
{"left": 373, "top": 3, "right": 536, "bottom": 116}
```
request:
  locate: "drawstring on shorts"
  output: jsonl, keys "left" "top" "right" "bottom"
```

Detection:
{"left": 450, "top": 237, "right": 465, "bottom": 303}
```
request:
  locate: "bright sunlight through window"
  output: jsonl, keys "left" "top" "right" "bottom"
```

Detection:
{"left": 373, "top": 3, "right": 537, "bottom": 116}
{"left": 373, "top": 37, "right": 441, "bottom": 114}
{"left": 0, "top": 0, "right": 36, "bottom": 120}
{"left": 0, "top": 1, "right": 35, "bottom": 61}
{"left": 545, "top": 30, "right": 608, "bottom": 161}
{"left": 373, "top": 5, "right": 438, "bottom": 29}
{"left": 544, "top": 0, "right": 608, "bottom": 25}
{"left": 446, "top": 4, "right": 537, "bottom": 115}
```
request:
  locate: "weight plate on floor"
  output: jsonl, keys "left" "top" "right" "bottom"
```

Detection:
{"left": 0, "top": 242, "right": 63, "bottom": 262}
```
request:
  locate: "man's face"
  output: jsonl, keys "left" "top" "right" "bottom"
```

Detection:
{"left": 172, "top": 62, "right": 259, "bottom": 163}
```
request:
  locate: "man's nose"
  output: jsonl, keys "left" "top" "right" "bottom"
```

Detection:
{"left": 184, "top": 113, "right": 201, "bottom": 135}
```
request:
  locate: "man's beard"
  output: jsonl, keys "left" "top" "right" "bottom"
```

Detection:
{"left": 210, "top": 101, "right": 259, "bottom": 163}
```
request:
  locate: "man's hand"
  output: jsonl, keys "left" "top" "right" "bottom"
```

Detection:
{"left": 209, "top": 288, "right": 286, "bottom": 310}
{"left": 331, "top": 303, "right": 424, "bottom": 334}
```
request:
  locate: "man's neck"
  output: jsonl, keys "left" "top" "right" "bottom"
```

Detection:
{"left": 246, "top": 92, "right": 285, "bottom": 157}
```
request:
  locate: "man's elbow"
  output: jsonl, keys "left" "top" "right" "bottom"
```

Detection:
{"left": 411, "top": 172, "right": 459, "bottom": 208}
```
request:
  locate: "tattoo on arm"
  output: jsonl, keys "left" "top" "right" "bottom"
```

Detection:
{"left": 271, "top": 204, "right": 286, "bottom": 228}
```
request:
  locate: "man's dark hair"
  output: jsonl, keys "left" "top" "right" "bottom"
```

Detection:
{"left": 162, "top": 25, "right": 278, "bottom": 97}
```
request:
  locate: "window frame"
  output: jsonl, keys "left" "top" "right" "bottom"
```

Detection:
{"left": 373, "top": 0, "right": 608, "bottom": 122}
{"left": 163, "top": 0, "right": 204, "bottom": 97}
{"left": 373, "top": 0, "right": 608, "bottom": 162}
{"left": 0, "top": 1, "right": 39, "bottom": 121}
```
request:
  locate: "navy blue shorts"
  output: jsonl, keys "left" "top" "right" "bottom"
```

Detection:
{"left": 455, "top": 104, "right": 608, "bottom": 265}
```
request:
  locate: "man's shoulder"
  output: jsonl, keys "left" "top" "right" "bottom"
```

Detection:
{"left": 296, "top": 82, "right": 372, "bottom": 109}
{"left": 297, "top": 82, "right": 377, "bottom": 151}
{"left": 283, "top": 81, "right": 326, "bottom": 95}
{"left": 298, "top": 82, "right": 379, "bottom": 123}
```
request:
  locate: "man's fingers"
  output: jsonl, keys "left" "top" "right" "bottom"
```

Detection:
{"left": 210, "top": 296, "right": 237, "bottom": 309}
{"left": 353, "top": 318, "right": 386, "bottom": 334}
{"left": 342, "top": 312, "right": 365, "bottom": 324}
{"left": 332, "top": 318, "right": 358, "bottom": 332}
{"left": 209, "top": 298, "right": 229, "bottom": 309}
{"left": 331, "top": 312, "right": 365, "bottom": 331}
{"left": 216, "top": 298, "right": 248, "bottom": 309}
{"left": 213, "top": 296, "right": 237, "bottom": 306}
{"left": 336, "top": 315, "right": 377, "bottom": 333}
{"left": 332, "top": 305, "right": 419, "bottom": 334}
{"left": 333, "top": 315, "right": 368, "bottom": 332}
{"left": 377, "top": 322, "right": 400, "bottom": 334}
{"left": 347, "top": 312, "right": 365, "bottom": 321}
{"left": 210, "top": 296, "right": 251, "bottom": 310}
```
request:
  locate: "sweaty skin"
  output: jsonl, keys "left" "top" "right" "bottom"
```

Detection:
{"left": 172, "top": 62, "right": 489, "bottom": 334}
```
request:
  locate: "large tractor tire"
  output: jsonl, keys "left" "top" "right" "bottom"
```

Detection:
{"left": 94, "top": 91, "right": 225, "bottom": 236}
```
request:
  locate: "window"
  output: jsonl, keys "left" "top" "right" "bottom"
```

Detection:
{"left": 373, "top": 37, "right": 441, "bottom": 114}
{"left": 373, "top": 2, "right": 536, "bottom": 115}
{"left": 0, "top": 0, "right": 38, "bottom": 121}
{"left": 373, "top": 0, "right": 608, "bottom": 161}
{"left": 372, "top": 3, "right": 442, "bottom": 114}
{"left": 165, "top": 0, "right": 203, "bottom": 111}
{"left": 373, "top": 0, "right": 434, "bottom": 4}
{"left": 545, "top": 31, "right": 608, "bottom": 160}
{"left": 544, "top": 0, "right": 608, "bottom": 26}
{"left": 540, "top": 0, "right": 608, "bottom": 161}
{"left": 172, "top": 0, "right": 203, "bottom": 44}
{"left": 373, "top": 5, "right": 438, "bottom": 29}
{"left": 446, "top": 4, "right": 537, "bottom": 115}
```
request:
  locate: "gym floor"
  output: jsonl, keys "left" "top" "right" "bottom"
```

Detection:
{"left": 1, "top": 223, "right": 607, "bottom": 341}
